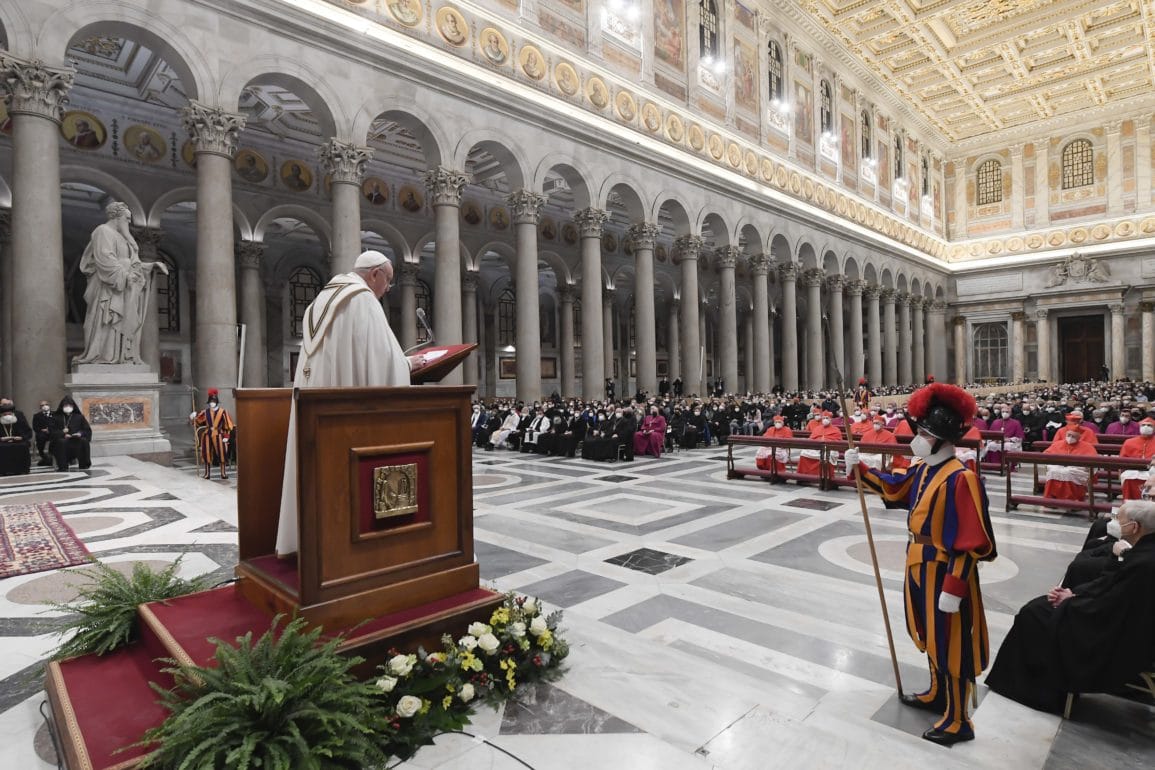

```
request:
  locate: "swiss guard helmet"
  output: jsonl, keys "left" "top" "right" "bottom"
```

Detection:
{"left": 906, "top": 383, "right": 976, "bottom": 443}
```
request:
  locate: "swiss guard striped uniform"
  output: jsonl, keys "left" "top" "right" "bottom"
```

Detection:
{"left": 859, "top": 456, "right": 997, "bottom": 741}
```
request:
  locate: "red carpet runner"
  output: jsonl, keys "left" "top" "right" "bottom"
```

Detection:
{"left": 0, "top": 502, "right": 91, "bottom": 579}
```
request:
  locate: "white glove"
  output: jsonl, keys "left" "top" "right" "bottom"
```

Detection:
{"left": 843, "top": 448, "right": 860, "bottom": 467}
{"left": 1112, "top": 540, "right": 1132, "bottom": 557}
{"left": 938, "top": 592, "right": 962, "bottom": 614}
{"left": 189, "top": 411, "right": 198, "bottom": 420}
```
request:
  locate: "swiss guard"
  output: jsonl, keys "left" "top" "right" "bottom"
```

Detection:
{"left": 854, "top": 377, "right": 873, "bottom": 410}
{"left": 190, "top": 389, "right": 235, "bottom": 480}
{"left": 847, "top": 383, "right": 997, "bottom": 746}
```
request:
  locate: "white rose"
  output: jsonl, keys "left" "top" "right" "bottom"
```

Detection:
{"left": 395, "top": 695, "right": 422, "bottom": 718}
{"left": 468, "top": 622, "right": 491, "bottom": 637}
{"left": 522, "top": 599, "right": 538, "bottom": 615}
{"left": 459, "top": 683, "right": 475, "bottom": 703}
{"left": 529, "top": 616, "right": 548, "bottom": 636}
{"left": 375, "top": 676, "right": 397, "bottom": 693}
{"left": 388, "top": 654, "right": 414, "bottom": 676}
{"left": 509, "top": 622, "right": 527, "bottom": 638}
{"left": 477, "top": 632, "right": 500, "bottom": 654}
{"left": 458, "top": 635, "right": 478, "bottom": 651}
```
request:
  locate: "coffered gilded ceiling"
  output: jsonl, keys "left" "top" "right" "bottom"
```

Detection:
{"left": 785, "top": 0, "right": 1155, "bottom": 144}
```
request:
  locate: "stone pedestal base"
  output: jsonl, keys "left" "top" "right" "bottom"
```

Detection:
{"left": 65, "top": 364, "right": 172, "bottom": 464}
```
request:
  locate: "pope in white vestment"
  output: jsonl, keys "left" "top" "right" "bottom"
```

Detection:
{"left": 275, "top": 250, "right": 414, "bottom": 556}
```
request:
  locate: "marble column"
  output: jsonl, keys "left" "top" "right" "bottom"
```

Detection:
{"left": 779, "top": 262, "right": 799, "bottom": 392}
{"left": 1137, "top": 119, "right": 1152, "bottom": 210}
{"left": 768, "top": 307, "right": 778, "bottom": 389}
{"left": 131, "top": 226, "right": 165, "bottom": 374}
{"left": 744, "top": 313, "right": 754, "bottom": 393}
{"left": 182, "top": 100, "right": 246, "bottom": 403}
{"left": 953, "top": 317, "right": 967, "bottom": 384}
{"left": 629, "top": 222, "right": 659, "bottom": 394}
{"left": 397, "top": 261, "right": 420, "bottom": 352}
{"left": 827, "top": 274, "right": 845, "bottom": 385}
{"left": 927, "top": 300, "right": 948, "bottom": 382}
{"left": 1110, "top": 303, "right": 1125, "bottom": 380}
{"left": 676, "top": 235, "right": 704, "bottom": 395}
{"left": 1010, "top": 145, "right": 1025, "bottom": 229}
{"left": 897, "top": 292, "right": 912, "bottom": 385}
{"left": 864, "top": 284, "right": 882, "bottom": 386}
{"left": 0, "top": 211, "right": 11, "bottom": 397}
{"left": 667, "top": 299, "right": 681, "bottom": 381}
{"left": 603, "top": 288, "right": 615, "bottom": 390}
{"left": 1011, "top": 311, "right": 1026, "bottom": 383}
{"left": 1141, "top": 302, "right": 1155, "bottom": 383}
{"left": 508, "top": 190, "right": 546, "bottom": 402}
{"left": 911, "top": 297, "right": 925, "bottom": 383}
{"left": 424, "top": 166, "right": 469, "bottom": 385}
{"left": 237, "top": 241, "right": 267, "bottom": 388}
{"left": 319, "top": 139, "right": 372, "bottom": 275}
{"left": 559, "top": 285, "right": 576, "bottom": 397}
{"left": 716, "top": 246, "right": 740, "bottom": 393}
{"left": 575, "top": 208, "right": 608, "bottom": 400}
{"left": 1035, "top": 309, "right": 1051, "bottom": 382}
{"left": 462, "top": 271, "right": 479, "bottom": 387}
{"left": 1, "top": 56, "right": 73, "bottom": 409}
{"left": 881, "top": 288, "right": 897, "bottom": 386}
{"left": 846, "top": 280, "right": 865, "bottom": 384}
{"left": 1106, "top": 121, "right": 1123, "bottom": 215}
{"left": 1033, "top": 140, "right": 1049, "bottom": 227}
{"left": 699, "top": 301, "right": 709, "bottom": 396}
{"left": 749, "top": 255, "right": 771, "bottom": 393}
{"left": 802, "top": 269, "right": 824, "bottom": 390}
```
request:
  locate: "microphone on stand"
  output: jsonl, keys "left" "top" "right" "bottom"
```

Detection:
{"left": 404, "top": 308, "right": 436, "bottom": 355}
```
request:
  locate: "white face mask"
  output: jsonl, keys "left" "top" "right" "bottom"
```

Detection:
{"left": 910, "top": 434, "right": 935, "bottom": 459}
{"left": 41, "top": 406, "right": 50, "bottom": 414}
{"left": 1141, "top": 425, "right": 1154, "bottom": 436}
{"left": 1001, "top": 412, "right": 1010, "bottom": 419}
{"left": 821, "top": 418, "right": 831, "bottom": 426}
{"left": 872, "top": 423, "right": 884, "bottom": 432}
{"left": 1120, "top": 415, "right": 1130, "bottom": 423}
{"left": 1106, "top": 518, "right": 1124, "bottom": 540}
{"left": 0, "top": 414, "right": 15, "bottom": 425}
{"left": 62, "top": 406, "right": 74, "bottom": 415}
{"left": 773, "top": 421, "right": 784, "bottom": 428}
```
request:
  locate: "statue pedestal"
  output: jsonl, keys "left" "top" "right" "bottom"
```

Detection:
{"left": 65, "top": 364, "right": 172, "bottom": 464}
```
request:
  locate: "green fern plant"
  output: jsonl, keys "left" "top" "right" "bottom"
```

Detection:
{"left": 136, "top": 616, "right": 391, "bottom": 770}
{"left": 50, "top": 558, "right": 210, "bottom": 659}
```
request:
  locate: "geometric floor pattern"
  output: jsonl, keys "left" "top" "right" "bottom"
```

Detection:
{"left": 0, "top": 445, "right": 1151, "bottom": 768}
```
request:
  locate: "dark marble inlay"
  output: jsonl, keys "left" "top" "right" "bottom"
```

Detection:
{"left": 671, "top": 510, "right": 809, "bottom": 551}
{"left": 190, "top": 520, "right": 239, "bottom": 533}
{"left": 1044, "top": 693, "right": 1155, "bottom": 770}
{"left": 785, "top": 497, "right": 843, "bottom": 511}
{"left": 869, "top": 687, "right": 988, "bottom": 739}
{"left": 63, "top": 506, "right": 185, "bottom": 543}
{"left": 475, "top": 540, "right": 549, "bottom": 580}
{"left": 594, "top": 475, "right": 638, "bottom": 483}
{"left": 499, "top": 681, "right": 640, "bottom": 735}
{"left": 515, "top": 570, "right": 627, "bottom": 608}
{"left": 143, "top": 492, "right": 179, "bottom": 501}
{"left": 604, "top": 547, "right": 693, "bottom": 575}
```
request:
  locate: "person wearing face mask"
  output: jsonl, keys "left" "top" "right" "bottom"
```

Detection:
{"left": 470, "top": 403, "right": 490, "bottom": 448}
{"left": 848, "top": 410, "right": 870, "bottom": 437}
{"left": 1050, "top": 410, "right": 1098, "bottom": 445}
{"left": 0, "top": 399, "right": 33, "bottom": 476}
{"left": 884, "top": 403, "right": 903, "bottom": 431}
{"left": 1041, "top": 420, "right": 1101, "bottom": 503}
{"left": 634, "top": 406, "right": 667, "bottom": 458}
{"left": 488, "top": 407, "right": 521, "bottom": 450}
{"left": 51, "top": 396, "right": 92, "bottom": 472}
{"left": 681, "top": 406, "right": 706, "bottom": 449}
{"left": 1105, "top": 408, "right": 1140, "bottom": 437}
{"left": 755, "top": 416, "right": 794, "bottom": 474}
{"left": 985, "top": 405, "right": 1025, "bottom": 472}
{"left": 986, "top": 500, "right": 1155, "bottom": 715}
{"left": 854, "top": 417, "right": 898, "bottom": 474}
{"left": 796, "top": 411, "right": 841, "bottom": 480}
{"left": 32, "top": 400, "right": 61, "bottom": 467}
{"left": 522, "top": 408, "right": 552, "bottom": 454}
{"left": 1118, "top": 417, "right": 1155, "bottom": 500}
{"left": 190, "top": 389, "right": 233, "bottom": 479}
{"left": 847, "top": 383, "right": 997, "bottom": 746}
{"left": 610, "top": 406, "right": 637, "bottom": 461}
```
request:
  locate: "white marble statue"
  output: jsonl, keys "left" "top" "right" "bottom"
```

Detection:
{"left": 73, "top": 202, "right": 168, "bottom": 366}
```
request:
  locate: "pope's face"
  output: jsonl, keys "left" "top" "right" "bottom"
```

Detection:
{"left": 367, "top": 263, "right": 393, "bottom": 298}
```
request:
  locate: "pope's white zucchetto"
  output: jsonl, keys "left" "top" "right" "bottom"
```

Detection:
{"left": 354, "top": 250, "right": 391, "bottom": 269}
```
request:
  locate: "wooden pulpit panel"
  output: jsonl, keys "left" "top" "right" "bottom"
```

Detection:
{"left": 234, "top": 389, "right": 292, "bottom": 561}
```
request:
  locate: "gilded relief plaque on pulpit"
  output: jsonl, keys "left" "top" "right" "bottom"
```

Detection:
{"left": 373, "top": 464, "right": 419, "bottom": 519}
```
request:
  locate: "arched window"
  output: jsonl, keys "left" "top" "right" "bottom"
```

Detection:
{"left": 415, "top": 279, "right": 432, "bottom": 343}
{"left": 156, "top": 251, "right": 180, "bottom": 333}
{"left": 698, "top": 0, "right": 719, "bottom": 62}
{"left": 973, "top": 323, "right": 1008, "bottom": 382}
{"left": 573, "top": 298, "right": 582, "bottom": 347}
{"left": 497, "top": 288, "right": 516, "bottom": 348}
{"left": 288, "top": 266, "right": 323, "bottom": 339}
{"left": 894, "top": 134, "right": 904, "bottom": 178}
{"left": 767, "top": 40, "right": 783, "bottom": 102}
{"left": 976, "top": 159, "right": 1003, "bottom": 205}
{"left": 860, "top": 110, "right": 872, "bottom": 160}
{"left": 921, "top": 155, "right": 930, "bottom": 196}
{"left": 1061, "top": 139, "right": 1094, "bottom": 190}
{"left": 819, "top": 80, "right": 833, "bottom": 134}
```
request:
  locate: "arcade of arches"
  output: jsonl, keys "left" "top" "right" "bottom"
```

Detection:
{"left": 0, "top": 0, "right": 1153, "bottom": 427}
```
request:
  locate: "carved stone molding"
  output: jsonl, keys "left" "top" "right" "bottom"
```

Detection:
{"left": 749, "top": 254, "right": 771, "bottom": 276}
{"left": 715, "top": 246, "right": 740, "bottom": 270}
{"left": 558, "top": 284, "right": 576, "bottom": 302}
{"left": 801, "top": 268, "right": 825, "bottom": 288}
{"left": 1035, "top": 308, "right": 1049, "bottom": 321}
{"left": 1139, "top": 301, "right": 1154, "bottom": 313}
{"left": 777, "top": 261, "right": 798, "bottom": 281}
{"left": 879, "top": 287, "right": 896, "bottom": 303}
{"left": 463, "top": 271, "right": 479, "bottom": 292}
{"left": 1010, "top": 311, "right": 1026, "bottom": 321}
{"left": 862, "top": 283, "right": 881, "bottom": 301}
{"left": 953, "top": 316, "right": 966, "bottom": 327}
{"left": 674, "top": 234, "right": 704, "bottom": 260}
{"left": 181, "top": 100, "right": 246, "bottom": 157}
{"left": 627, "top": 222, "right": 660, "bottom": 251}
{"left": 1109, "top": 303, "right": 1125, "bottom": 315}
{"left": 0, "top": 209, "right": 10, "bottom": 242}
{"left": 318, "top": 139, "right": 373, "bottom": 184}
{"left": 423, "top": 167, "right": 469, "bottom": 206}
{"left": 506, "top": 190, "right": 547, "bottom": 225}
{"left": 0, "top": 55, "right": 73, "bottom": 122}
{"left": 398, "top": 261, "right": 421, "bottom": 285}
{"left": 132, "top": 226, "right": 165, "bottom": 260}
{"left": 844, "top": 278, "right": 865, "bottom": 296}
{"left": 236, "top": 240, "right": 266, "bottom": 270}
{"left": 573, "top": 208, "right": 609, "bottom": 239}
{"left": 928, "top": 299, "right": 948, "bottom": 313}
{"left": 826, "top": 274, "right": 845, "bottom": 292}
{"left": 895, "top": 291, "right": 912, "bottom": 306}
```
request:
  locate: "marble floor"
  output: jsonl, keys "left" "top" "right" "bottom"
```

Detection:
{"left": 0, "top": 444, "right": 1152, "bottom": 769}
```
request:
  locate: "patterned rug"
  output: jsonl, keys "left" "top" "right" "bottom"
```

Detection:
{"left": 0, "top": 502, "right": 91, "bottom": 579}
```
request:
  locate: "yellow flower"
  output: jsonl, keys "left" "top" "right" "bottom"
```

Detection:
{"left": 538, "top": 629, "right": 554, "bottom": 651}
{"left": 500, "top": 658, "right": 517, "bottom": 691}
{"left": 459, "top": 650, "right": 477, "bottom": 671}
{"left": 419, "top": 699, "right": 431, "bottom": 716}
{"left": 442, "top": 695, "right": 453, "bottom": 710}
{"left": 490, "top": 607, "right": 511, "bottom": 625}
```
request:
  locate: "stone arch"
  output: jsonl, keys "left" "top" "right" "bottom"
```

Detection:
{"left": 413, "top": 232, "right": 475, "bottom": 271}
{"left": 699, "top": 211, "right": 730, "bottom": 248}
{"left": 538, "top": 250, "right": 573, "bottom": 286}
{"left": 797, "top": 241, "right": 818, "bottom": 270}
{"left": 896, "top": 272, "right": 909, "bottom": 295}
{"left": 880, "top": 268, "right": 894, "bottom": 290}
{"left": 221, "top": 63, "right": 342, "bottom": 138}
{"left": 147, "top": 187, "right": 253, "bottom": 240}
{"left": 58, "top": 166, "right": 146, "bottom": 224}
{"left": 844, "top": 256, "right": 861, "bottom": 282}
{"left": 736, "top": 221, "right": 763, "bottom": 254}
{"left": 361, "top": 107, "right": 446, "bottom": 168}
{"left": 472, "top": 239, "right": 517, "bottom": 279}
{"left": 821, "top": 248, "right": 839, "bottom": 275}
{"left": 360, "top": 219, "right": 412, "bottom": 263}
{"left": 454, "top": 132, "right": 530, "bottom": 190}
{"left": 48, "top": 14, "right": 209, "bottom": 99}
{"left": 598, "top": 173, "right": 650, "bottom": 220}
{"left": 254, "top": 204, "right": 333, "bottom": 250}
{"left": 651, "top": 192, "right": 692, "bottom": 235}
{"left": 0, "top": 3, "right": 32, "bottom": 57}
{"left": 769, "top": 233, "right": 792, "bottom": 263}
{"left": 654, "top": 270, "right": 678, "bottom": 301}
{"left": 863, "top": 263, "right": 879, "bottom": 286}
{"left": 911, "top": 277, "right": 922, "bottom": 298}
{"left": 534, "top": 156, "right": 594, "bottom": 211}
{"left": 0, "top": 173, "right": 10, "bottom": 208}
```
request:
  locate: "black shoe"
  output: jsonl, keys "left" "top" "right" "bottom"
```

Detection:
{"left": 79, "top": 464, "right": 91, "bottom": 470}
{"left": 921, "top": 727, "right": 973, "bottom": 747}
{"left": 37, "top": 458, "right": 52, "bottom": 467}
{"left": 900, "top": 693, "right": 943, "bottom": 714}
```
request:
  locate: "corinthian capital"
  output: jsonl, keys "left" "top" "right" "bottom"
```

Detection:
{"left": 778, "top": 261, "right": 798, "bottom": 281}
{"left": 398, "top": 261, "right": 421, "bottom": 285}
{"left": 506, "top": 189, "right": 547, "bottom": 225}
{"left": 0, "top": 209, "right": 10, "bottom": 242}
{"left": 463, "top": 271, "right": 479, "bottom": 292}
{"left": 181, "top": 100, "right": 246, "bottom": 157}
{"left": 879, "top": 287, "right": 896, "bottom": 303}
{"left": 801, "top": 268, "right": 825, "bottom": 288}
{"left": 673, "top": 234, "right": 704, "bottom": 261}
{"left": 236, "top": 240, "right": 266, "bottom": 270}
{"left": 0, "top": 55, "right": 73, "bottom": 121}
{"left": 319, "top": 139, "right": 373, "bottom": 184}
{"left": 749, "top": 253, "right": 770, "bottom": 276}
{"left": 825, "top": 274, "right": 845, "bottom": 292}
{"left": 715, "top": 246, "right": 741, "bottom": 270}
{"left": 862, "top": 283, "right": 880, "bottom": 300}
{"left": 131, "top": 226, "right": 165, "bottom": 260}
{"left": 423, "top": 166, "right": 469, "bottom": 206}
{"left": 627, "top": 222, "right": 660, "bottom": 251}
{"left": 844, "top": 278, "right": 865, "bottom": 296}
{"left": 573, "top": 208, "right": 609, "bottom": 238}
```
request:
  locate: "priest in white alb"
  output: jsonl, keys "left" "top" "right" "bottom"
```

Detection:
{"left": 275, "top": 250, "right": 425, "bottom": 556}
